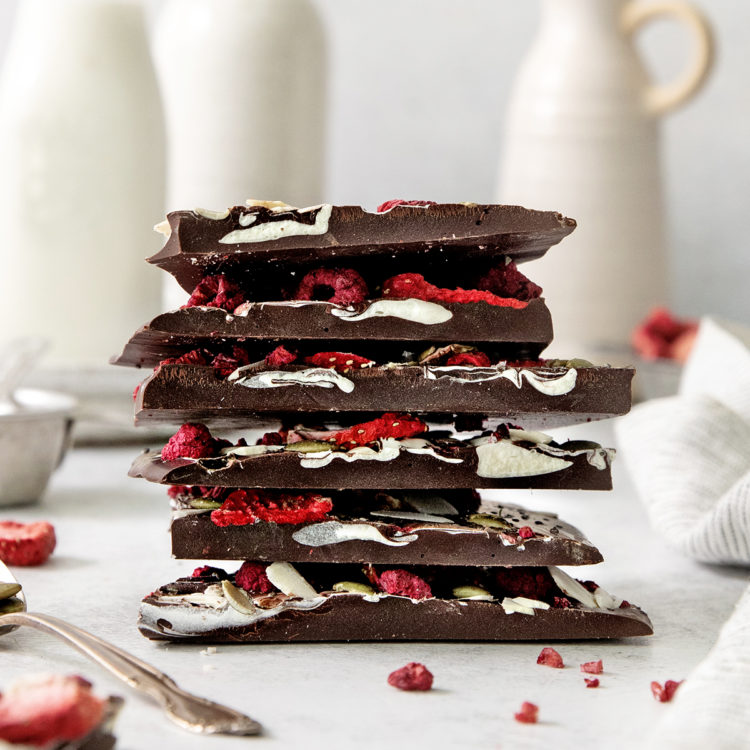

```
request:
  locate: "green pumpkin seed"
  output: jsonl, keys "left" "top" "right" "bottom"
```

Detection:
{"left": 284, "top": 440, "right": 335, "bottom": 454}
{"left": 0, "top": 582, "right": 21, "bottom": 600}
{"left": 189, "top": 498, "right": 223, "bottom": 510}
{"left": 0, "top": 597, "right": 24, "bottom": 615}
{"left": 468, "top": 513, "right": 514, "bottom": 531}
{"left": 221, "top": 580, "right": 257, "bottom": 616}
{"left": 332, "top": 581, "right": 375, "bottom": 595}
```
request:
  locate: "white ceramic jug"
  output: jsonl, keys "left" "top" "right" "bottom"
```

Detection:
{"left": 0, "top": 0, "right": 165, "bottom": 367}
{"left": 497, "top": 0, "right": 713, "bottom": 356}
{"left": 154, "top": 0, "right": 326, "bottom": 308}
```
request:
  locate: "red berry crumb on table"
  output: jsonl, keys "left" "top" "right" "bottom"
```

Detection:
{"left": 651, "top": 679, "right": 683, "bottom": 702}
{"left": 581, "top": 660, "right": 603, "bottom": 674}
{"left": 0, "top": 521, "right": 56, "bottom": 566}
{"left": 514, "top": 701, "right": 539, "bottom": 724}
{"left": 537, "top": 647, "right": 564, "bottom": 668}
{"left": 584, "top": 678, "right": 600, "bottom": 688}
{"left": 387, "top": 662, "right": 433, "bottom": 691}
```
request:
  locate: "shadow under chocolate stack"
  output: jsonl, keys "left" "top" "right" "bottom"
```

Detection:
{"left": 114, "top": 199, "right": 650, "bottom": 642}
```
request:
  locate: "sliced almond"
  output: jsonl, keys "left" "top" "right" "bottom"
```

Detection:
{"left": 266, "top": 562, "right": 318, "bottom": 600}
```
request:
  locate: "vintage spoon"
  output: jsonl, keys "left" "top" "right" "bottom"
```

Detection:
{"left": 0, "top": 560, "right": 262, "bottom": 736}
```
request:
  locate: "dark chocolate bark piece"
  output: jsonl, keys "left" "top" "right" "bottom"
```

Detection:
{"left": 151, "top": 203, "right": 576, "bottom": 293}
{"left": 138, "top": 568, "right": 652, "bottom": 643}
{"left": 130, "top": 434, "right": 614, "bottom": 490}
{"left": 171, "top": 496, "right": 604, "bottom": 566}
{"left": 112, "top": 298, "right": 553, "bottom": 368}
{"left": 134, "top": 362, "right": 633, "bottom": 428}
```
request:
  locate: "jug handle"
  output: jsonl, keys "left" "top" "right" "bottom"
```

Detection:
{"left": 623, "top": 1, "right": 714, "bottom": 116}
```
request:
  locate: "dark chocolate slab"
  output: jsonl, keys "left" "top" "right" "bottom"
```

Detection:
{"left": 134, "top": 363, "right": 633, "bottom": 428}
{"left": 130, "top": 437, "right": 614, "bottom": 491}
{"left": 151, "top": 203, "right": 576, "bottom": 293}
{"left": 170, "top": 499, "right": 603, "bottom": 566}
{"left": 112, "top": 298, "right": 553, "bottom": 368}
{"left": 139, "top": 578, "right": 651, "bottom": 643}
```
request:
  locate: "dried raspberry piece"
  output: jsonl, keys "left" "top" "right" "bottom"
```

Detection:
{"left": 210, "top": 490, "right": 333, "bottom": 527}
{"left": 651, "top": 679, "right": 683, "bottom": 703}
{"left": 167, "top": 485, "right": 189, "bottom": 500}
{"left": 160, "top": 349, "right": 210, "bottom": 367}
{"left": 257, "top": 431, "right": 285, "bottom": 446}
{"left": 387, "top": 662, "right": 434, "bottom": 691}
{"left": 186, "top": 274, "right": 244, "bottom": 311}
{"left": 0, "top": 674, "right": 106, "bottom": 745}
{"left": 378, "top": 569, "right": 432, "bottom": 599}
{"left": 0, "top": 521, "right": 56, "bottom": 566}
{"left": 514, "top": 702, "right": 539, "bottom": 724}
{"left": 619, "top": 600, "right": 631, "bottom": 609}
{"left": 580, "top": 580, "right": 599, "bottom": 592}
{"left": 161, "top": 423, "right": 218, "bottom": 461}
{"left": 632, "top": 307, "right": 698, "bottom": 362}
{"left": 537, "top": 647, "right": 564, "bottom": 669}
{"left": 518, "top": 526, "right": 535, "bottom": 540}
{"left": 581, "top": 660, "right": 603, "bottom": 674}
{"left": 294, "top": 267, "right": 369, "bottom": 306}
{"left": 445, "top": 352, "right": 492, "bottom": 367}
{"left": 477, "top": 260, "right": 543, "bottom": 301}
{"left": 553, "top": 596, "right": 573, "bottom": 609}
{"left": 211, "top": 346, "right": 251, "bottom": 378}
{"left": 304, "top": 352, "right": 375, "bottom": 372}
{"left": 265, "top": 345, "right": 297, "bottom": 368}
{"left": 234, "top": 561, "right": 274, "bottom": 594}
{"left": 585, "top": 678, "right": 600, "bottom": 688}
{"left": 377, "top": 199, "right": 437, "bottom": 213}
{"left": 495, "top": 567, "right": 555, "bottom": 601}
{"left": 329, "top": 413, "right": 427, "bottom": 448}
{"left": 382, "top": 273, "right": 527, "bottom": 309}
{"left": 191, "top": 565, "right": 228, "bottom": 579}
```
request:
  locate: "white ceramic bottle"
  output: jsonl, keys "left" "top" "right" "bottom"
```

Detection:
{"left": 0, "top": 0, "right": 165, "bottom": 367}
{"left": 497, "top": 0, "right": 712, "bottom": 356}
{"left": 153, "top": 0, "right": 326, "bottom": 309}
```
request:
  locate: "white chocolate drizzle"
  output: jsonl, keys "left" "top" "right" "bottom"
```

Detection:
{"left": 424, "top": 365, "right": 578, "bottom": 396}
{"left": 298, "top": 438, "right": 463, "bottom": 469}
{"left": 219, "top": 204, "right": 332, "bottom": 244}
{"left": 330, "top": 298, "right": 452, "bottom": 325}
{"left": 292, "top": 522, "right": 418, "bottom": 547}
{"left": 228, "top": 366, "right": 355, "bottom": 394}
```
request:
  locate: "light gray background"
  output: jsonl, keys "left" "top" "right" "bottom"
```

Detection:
{"left": 1, "top": 0, "right": 747, "bottom": 322}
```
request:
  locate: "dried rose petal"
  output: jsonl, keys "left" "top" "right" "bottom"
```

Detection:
{"left": 537, "top": 647, "right": 564, "bottom": 669}
{"left": 581, "top": 660, "right": 603, "bottom": 675}
{"left": 514, "top": 702, "right": 539, "bottom": 724}
{"left": 387, "top": 662, "right": 434, "bottom": 691}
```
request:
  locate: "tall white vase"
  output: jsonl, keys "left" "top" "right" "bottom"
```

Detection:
{"left": 0, "top": 0, "right": 165, "bottom": 367}
{"left": 497, "top": 0, "right": 713, "bottom": 356}
{"left": 153, "top": 0, "right": 327, "bottom": 308}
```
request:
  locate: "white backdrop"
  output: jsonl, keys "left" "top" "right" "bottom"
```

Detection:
{"left": 0, "top": 0, "right": 747, "bottom": 323}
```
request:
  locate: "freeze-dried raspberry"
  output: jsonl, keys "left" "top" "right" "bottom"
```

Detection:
{"left": 304, "top": 352, "right": 375, "bottom": 372}
{"left": 581, "top": 660, "right": 603, "bottom": 674}
{"left": 294, "top": 267, "right": 369, "bottom": 306}
{"left": 651, "top": 679, "right": 683, "bottom": 703}
{"left": 553, "top": 597, "right": 573, "bottom": 609}
{"left": 330, "top": 413, "right": 427, "bottom": 448}
{"left": 186, "top": 274, "right": 245, "bottom": 311}
{"left": 211, "top": 346, "right": 251, "bottom": 378}
{"left": 518, "top": 526, "right": 535, "bottom": 540}
{"left": 167, "top": 485, "right": 189, "bottom": 500}
{"left": 377, "top": 199, "right": 437, "bottom": 213}
{"left": 191, "top": 566, "right": 228, "bottom": 579}
{"left": 585, "top": 678, "right": 600, "bottom": 688}
{"left": 265, "top": 345, "right": 297, "bottom": 368}
{"left": 619, "top": 600, "right": 631, "bottom": 609}
{"left": 160, "top": 349, "right": 210, "bottom": 367}
{"left": 581, "top": 580, "right": 599, "bottom": 592}
{"left": 382, "top": 273, "right": 528, "bottom": 309}
{"left": 162, "top": 423, "right": 218, "bottom": 461}
{"left": 537, "top": 647, "right": 564, "bottom": 669}
{"left": 234, "top": 562, "right": 274, "bottom": 594}
{"left": 477, "top": 260, "right": 543, "bottom": 301}
{"left": 445, "top": 352, "right": 492, "bottom": 367}
{"left": 387, "top": 663, "right": 434, "bottom": 691}
{"left": 0, "top": 674, "right": 106, "bottom": 745}
{"left": 514, "top": 702, "right": 539, "bottom": 724}
{"left": 378, "top": 569, "right": 432, "bottom": 599}
{"left": 257, "top": 431, "right": 285, "bottom": 446}
{"left": 632, "top": 307, "right": 698, "bottom": 362}
{"left": 0, "top": 521, "right": 56, "bottom": 566}
{"left": 495, "top": 567, "right": 555, "bottom": 601}
{"left": 210, "top": 490, "right": 333, "bottom": 527}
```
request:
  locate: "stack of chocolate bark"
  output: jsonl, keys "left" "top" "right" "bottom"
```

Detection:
{"left": 115, "top": 200, "right": 652, "bottom": 642}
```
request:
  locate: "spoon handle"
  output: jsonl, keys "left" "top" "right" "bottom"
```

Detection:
{"left": 0, "top": 611, "right": 262, "bottom": 736}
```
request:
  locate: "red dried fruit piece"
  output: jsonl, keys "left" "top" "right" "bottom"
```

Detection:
{"left": 167, "top": 485, "right": 189, "bottom": 500}
{"left": 518, "top": 526, "right": 535, "bottom": 540}
{"left": 537, "top": 647, "right": 564, "bottom": 669}
{"left": 161, "top": 423, "right": 218, "bottom": 461}
{"left": 304, "top": 352, "right": 375, "bottom": 372}
{"left": 186, "top": 274, "right": 244, "bottom": 311}
{"left": 632, "top": 307, "right": 698, "bottom": 362}
{"left": 191, "top": 565, "right": 227, "bottom": 579}
{"left": 132, "top": 383, "right": 140, "bottom": 401}
{"left": 210, "top": 490, "right": 333, "bottom": 527}
{"left": 382, "top": 272, "right": 528, "bottom": 309}
{"left": 0, "top": 674, "right": 106, "bottom": 745}
{"left": 378, "top": 569, "right": 432, "bottom": 599}
{"left": 330, "top": 413, "right": 427, "bottom": 448}
{"left": 619, "top": 600, "right": 631, "bottom": 609}
{"left": 581, "top": 660, "right": 603, "bottom": 674}
{"left": 265, "top": 345, "right": 297, "bottom": 368}
{"left": 495, "top": 567, "right": 555, "bottom": 600}
{"left": 514, "top": 702, "right": 539, "bottom": 724}
{"left": 257, "top": 431, "right": 285, "bottom": 446}
{"left": 477, "top": 260, "right": 543, "bottom": 301}
{"left": 553, "top": 596, "right": 573, "bottom": 609}
{"left": 580, "top": 580, "right": 599, "bottom": 593}
{"left": 234, "top": 561, "right": 274, "bottom": 594}
{"left": 387, "top": 662, "right": 434, "bottom": 691}
{"left": 211, "top": 346, "right": 251, "bottom": 378}
{"left": 445, "top": 352, "right": 492, "bottom": 367}
{"left": 651, "top": 679, "right": 683, "bottom": 703}
{"left": 0, "top": 521, "right": 56, "bottom": 566}
{"left": 161, "top": 348, "right": 211, "bottom": 367}
{"left": 294, "top": 267, "right": 369, "bottom": 306}
{"left": 377, "top": 199, "right": 437, "bottom": 213}
{"left": 585, "top": 678, "right": 600, "bottom": 688}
